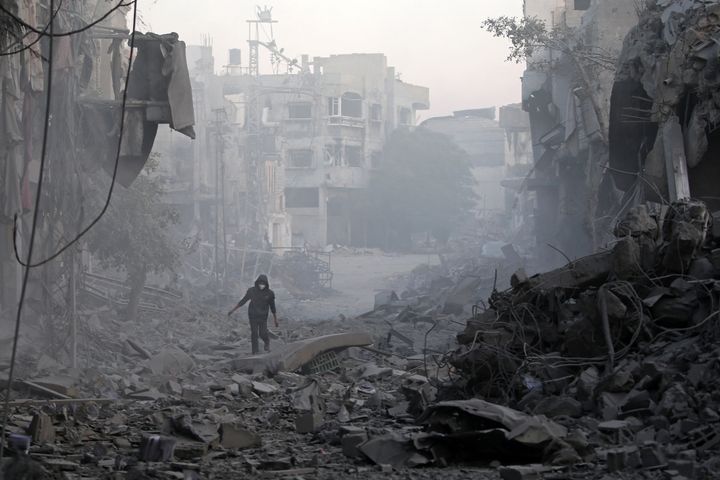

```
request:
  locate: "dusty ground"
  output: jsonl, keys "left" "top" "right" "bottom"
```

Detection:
{"left": 285, "top": 252, "right": 441, "bottom": 322}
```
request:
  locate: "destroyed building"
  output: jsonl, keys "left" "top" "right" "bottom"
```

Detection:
{"left": 608, "top": 0, "right": 720, "bottom": 213}
{"left": 499, "top": 103, "right": 535, "bottom": 243}
{"left": 5, "top": 2, "right": 720, "bottom": 480}
{"left": 521, "top": 0, "right": 639, "bottom": 266}
{"left": 0, "top": 2, "right": 195, "bottom": 344}
{"left": 150, "top": 15, "right": 430, "bottom": 253}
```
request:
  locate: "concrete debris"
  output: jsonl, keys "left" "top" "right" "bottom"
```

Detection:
{"left": 5, "top": 198, "right": 720, "bottom": 480}
{"left": 219, "top": 423, "right": 261, "bottom": 449}
{"left": 28, "top": 413, "right": 55, "bottom": 445}
{"left": 445, "top": 200, "right": 720, "bottom": 477}
{"left": 146, "top": 347, "right": 196, "bottom": 376}
{"left": 233, "top": 332, "right": 373, "bottom": 374}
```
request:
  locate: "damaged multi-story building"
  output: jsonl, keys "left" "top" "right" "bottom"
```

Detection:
{"left": 607, "top": 0, "right": 720, "bottom": 214}
{"left": 154, "top": 10, "right": 430, "bottom": 252}
{"left": 521, "top": 0, "right": 639, "bottom": 266}
{"left": 0, "top": 2, "right": 195, "bottom": 349}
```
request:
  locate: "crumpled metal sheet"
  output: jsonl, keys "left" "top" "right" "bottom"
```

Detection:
{"left": 417, "top": 399, "right": 567, "bottom": 446}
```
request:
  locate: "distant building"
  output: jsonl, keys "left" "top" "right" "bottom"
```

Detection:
{"left": 422, "top": 108, "right": 506, "bottom": 213}
{"left": 156, "top": 51, "right": 429, "bottom": 250}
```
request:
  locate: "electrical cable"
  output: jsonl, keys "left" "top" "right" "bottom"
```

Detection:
{"left": 0, "top": 0, "right": 64, "bottom": 57}
{"left": 0, "top": 0, "right": 134, "bottom": 38}
{"left": 11, "top": 0, "right": 138, "bottom": 269}
{"left": 0, "top": 0, "right": 138, "bottom": 457}
{"left": 0, "top": 0, "right": 55, "bottom": 459}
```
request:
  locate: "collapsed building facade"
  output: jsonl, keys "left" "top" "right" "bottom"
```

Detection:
{"left": 521, "top": 0, "right": 639, "bottom": 266}
{"left": 499, "top": 103, "right": 535, "bottom": 243}
{"left": 0, "top": 2, "right": 194, "bottom": 348}
{"left": 608, "top": 0, "right": 720, "bottom": 213}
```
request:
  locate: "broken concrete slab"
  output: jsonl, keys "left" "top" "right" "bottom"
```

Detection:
{"left": 358, "top": 433, "right": 430, "bottom": 468}
{"left": 233, "top": 332, "right": 373, "bottom": 374}
{"left": 28, "top": 376, "right": 79, "bottom": 398}
{"left": 517, "top": 251, "right": 613, "bottom": 294}
{"left": 220, "top": 423, "right": 261, "bottom": 449}
{"left": 342, "top": 432, "right": 368, "bottom": 458}
{"left": 251, "top": 381, "right": 279, "bottom": 395}
{"left": 295, "top": 412, "right": 324, "bottom": 434}
{"left": 147, "top": 347, "right": 196, "bottom": 376}
{"left": 374, "top": 290, "right": 399, "bottom": 309}
{"left": 418, "top": 399, "right": 568, "bottom": 446}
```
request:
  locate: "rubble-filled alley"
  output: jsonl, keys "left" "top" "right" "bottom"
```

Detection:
{"left": 3, "top": 0, "right": 720, "bottom": 479}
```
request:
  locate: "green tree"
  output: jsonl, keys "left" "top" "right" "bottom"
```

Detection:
{"left": 482, "top": 15, "right": 615, "bottom": 143}
{"left": 366, "top": 127, "right": 474, "bottom": 250}
{"left": 86, "top": 159, "right": 180, "bottom": 322}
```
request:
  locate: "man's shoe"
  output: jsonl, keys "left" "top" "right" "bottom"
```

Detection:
{"left": 264, "top": 343, "right": 270, "bottom": 352}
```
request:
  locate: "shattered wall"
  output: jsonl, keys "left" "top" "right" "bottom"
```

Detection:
{"left": 609, "top": 0, "right": 720, "bottom": 211}
{"left": 521, "top": 0, "right": 638, "bottom": 266}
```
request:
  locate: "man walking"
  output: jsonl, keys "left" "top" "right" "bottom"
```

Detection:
{"left": 228, "top": 274, "right": 278, "bottom": 354}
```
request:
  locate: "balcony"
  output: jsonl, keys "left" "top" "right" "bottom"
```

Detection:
{"left": 328, "top": 115, "right": 365, "bottom": 128}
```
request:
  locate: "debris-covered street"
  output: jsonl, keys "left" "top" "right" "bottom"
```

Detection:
{"left": 2, "top": 1, "right": 720, "bottom": 479}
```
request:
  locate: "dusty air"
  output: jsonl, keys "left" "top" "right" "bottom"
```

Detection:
{"left": 1, "top": 0, "right": 719, "bottom": 478}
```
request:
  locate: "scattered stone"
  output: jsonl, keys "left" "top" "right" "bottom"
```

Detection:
{"left": 220, "top": 423, "right": 261, "bottom": 449}
{"left": 28, "top": 413, "right": 55, "bottom": 444}
{"left": 295, "top": 413, "right": 324, "bottom": 434}
{"left": 498, "top": 465, "right": 546, "bottom": 480}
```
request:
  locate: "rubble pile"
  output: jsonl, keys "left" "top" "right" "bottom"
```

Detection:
{"left": 451, "top": 200, "right": 720, "bottom": 477}
{"left": 610, "top": 0, "right": 720, "bottom": 206}
{"left": 5, "top": 201, "right": 720, "bottom": 478}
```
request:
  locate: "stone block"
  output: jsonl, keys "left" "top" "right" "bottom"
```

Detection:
{"left": 295, "top": 413, "right": 324, "bottom": 434}
{"left": 28, "top": 413, "right": 55, "bottom": 444}
{"left": 342, "top": 432, "right": 368, "bottom": 458}
{"left": 220, "top": 423, "right": 261, "bottom": 450}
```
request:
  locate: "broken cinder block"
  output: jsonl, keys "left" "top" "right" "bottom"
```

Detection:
{"left": 295, "top": 413, "right": 324, "bottom": 434}
{"left": 342, "top": 432, "right": 368, "bottom": 458}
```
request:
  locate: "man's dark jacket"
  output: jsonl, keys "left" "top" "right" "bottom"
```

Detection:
{"left": 237, "top": 275, "right": 276, "bottom": 320}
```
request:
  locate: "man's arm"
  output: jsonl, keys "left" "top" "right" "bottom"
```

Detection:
{"left": 228, "top": 290, "right": 251, "bottom": 316}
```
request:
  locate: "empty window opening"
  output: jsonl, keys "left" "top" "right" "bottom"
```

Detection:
{"left": 346, "top": 146, "right": 364, "bottom": 167}
{"left": 288, "top": 149, "right": 314, "bottom": 168}
{"left": 574, "top": 0, "right": 591, "bottom": 10}
{"left": 341, "top": 92, "right": 363, "bottom": 118}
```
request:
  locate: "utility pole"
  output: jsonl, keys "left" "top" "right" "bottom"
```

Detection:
{"left": 212, "top": 109, "right": 225, "bottom": 297}
{"left": 247, "top": 6, "right": 277, "bottom": 77}
{"left": 69, "top": 249, "right": 77, "bottom": 369}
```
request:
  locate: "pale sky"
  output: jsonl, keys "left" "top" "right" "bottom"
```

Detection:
{"left": 140, "top": 0, "right": 525, "bottom": 120}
